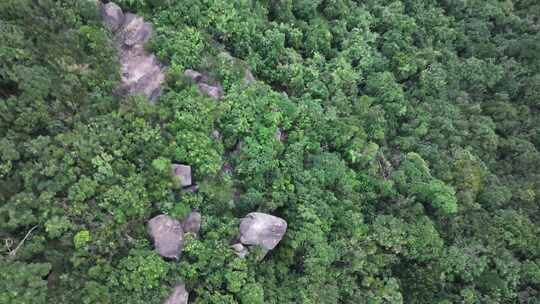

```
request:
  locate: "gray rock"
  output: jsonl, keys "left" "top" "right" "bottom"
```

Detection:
{"left": 119, "top": 51, "right": 164, "bottom": 101}
{"left": 121, "top": 13, "right": 153, "bottom": 46}
{"left": 103, "top": 5, "right": 165, "bottom": 102}
{"left": 239, "top": 212, "right": 287, "bottom": 251}
{"left": 183, "top": 69, "right": 223, "bottom": 100}
{"left": 243, "top": 69, "right": 256, "bottom": 85}
{"left": 212, "top": 130, "right": 221, "bottom": 140}
{"left": 184, "top": 69, "right": 203, "bottom": 83}
{"left": 182, "top": 185, "right": 199, "bottom": 193}
{"left": 101, "top": 2, "right": 124, "bottom": 32}
{"left": 182, "top": 212, "right": 201, "bottom": 236}
{"left": 275, "top": 128, "right": 283, "bottom": 141}
{"left": 198, "top": 83, "right": 223, "bottom": 100}
{"left": 231, "top": 243, "right": 249, "bottom": 258}
{"left": 164, "top": 284, "right": 189, "bottom": 304}
{"left": 172, "top": 164, "right": 192, "bottom": 187}
{"left": 148, "top": 215, "right": 184, "bottom": 259}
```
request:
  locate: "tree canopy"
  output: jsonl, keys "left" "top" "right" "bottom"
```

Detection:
{"left": 1, "top": 0, "right": 540, "bottom": 303}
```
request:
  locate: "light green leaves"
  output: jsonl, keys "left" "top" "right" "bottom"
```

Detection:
{"left": 74, "top": 230, "right": 92, "bottom": 249}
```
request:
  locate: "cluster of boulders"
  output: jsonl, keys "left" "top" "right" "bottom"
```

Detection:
{"left": 147, "top": 211, "right": 202, "bottom": 260}
{"left": 147, "top": 210, "right": 286, "bottom": 302}
{"left": 101, "top": 2, "right": 165, "bottom": 102}
{"left": 101, "top": 3, "right": 286, "bottom": 303}
{"left": 147, "top": 163, "right": 287, "bottom": 301}
{"left": 147, "top": 211, "right": 287, "bottom": 260}
{"left": 146, "top": 211, "right": 201, "bottom": 304}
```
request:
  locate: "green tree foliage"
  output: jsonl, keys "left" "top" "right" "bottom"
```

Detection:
{"left": 1, "top": 0, "right": 540, "bottom": 303}
{"left": 0, "top": 260, "right": 51, "bottom": 304}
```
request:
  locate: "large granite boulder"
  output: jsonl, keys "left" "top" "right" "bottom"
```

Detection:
{"left": 148, "top": 215, "right": 184, "bottom": 259}
{"left": 101, "top": 2, "right": 124, "bottom": 32}
{"left": 171, "top": 164, "right": 192, "bottom": 187}
{"left": 239, "top": 212, "right": 287, "bottom": 251}
{"left": 164, "top": 284, "right": 189, "bottom": 304}
{"left": 182, "top": 211, "right": 201, "bottom": 236}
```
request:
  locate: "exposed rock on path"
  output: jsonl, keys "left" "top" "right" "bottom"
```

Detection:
{"left": 101, "top": 2, "right": 165, "bottom": 102}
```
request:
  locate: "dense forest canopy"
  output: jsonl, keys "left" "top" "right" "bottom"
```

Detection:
{"left": 1, "top": 0, "right": 540, "bottom": 303}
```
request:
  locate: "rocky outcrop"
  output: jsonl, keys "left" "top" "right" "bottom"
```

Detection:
{"left": 148, "top": 215, "right": 184, "bottom": 259}
{"left": 100, "top": 2, "right": 165, "bottom": 102}
{"left": 101, "top": 2, "right": 124, "bottom": 32}
{"left": 171, "top": 164, "right": 192, "bottom": 187}
{"left": 182, "top": 211, "right": 201, "bottom": 236}
{"left": 239, "top": 212, "right": 287, "bottom": 252}
{"left": 184, "top": 69, "right": 223, "bottom": 100}
{"left": 164, "top": 284, "right": 189, "bottom": 304}
{"left": 121, "top": 13, "right": 152, "bottom": 46}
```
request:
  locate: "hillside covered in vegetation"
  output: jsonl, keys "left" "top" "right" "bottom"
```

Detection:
{"left": 1, "top": 0, "right": 540, "bottom": 303}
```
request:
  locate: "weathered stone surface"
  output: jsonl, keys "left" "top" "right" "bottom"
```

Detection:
{"left": 172, "top": 164, "right": 192, "bottom": 187}
{"left": 239, "top": 212, "right": 287, "bottom": 251}
{"left": 184, "top": 69, "right": 203, "bottom": 82}
{"left": 231, "top": 243, "right": 249, "bottom": 258}
{"left": 118, "top": 51, "right": 164, "bottom": 100}
{"left": 275, "top": 128, "right": 283, "bottom": 141}
{"left": 102, "top": 4, "right": 165, "bottom": 102}
{"left": 212, "top": 129, "right": 221, "bottom": 140}
{"left": 198, "top": 83, "right": 223, "bottom": 100}
{"left": 182, "top": 212, "right": 201, "bottom": 235}
{"left": 243, "top": 69, "right": 256, "bottom": 85}
{"left": 101, "top": 2, "right": 124, "bottom": 32}
{"left": 148, "top": 215, "right": 184, "bottom": 259}
{"left": 183, "top": 69, "right": 223, "bottom": 100}
{"left": 120, "top": 13, "right": 153, "bottom": 46}
{"left": 164, "top": 284, "right": 189, "bottom": 304}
